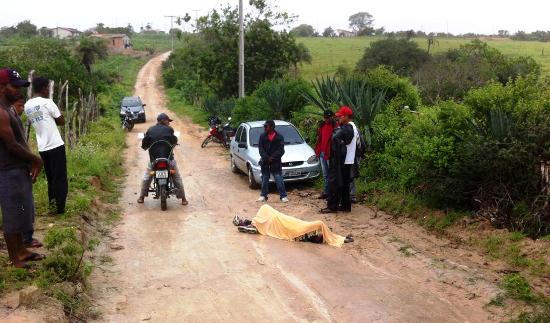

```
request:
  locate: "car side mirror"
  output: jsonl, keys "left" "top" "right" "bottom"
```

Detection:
{"left": 142, "top": 104, "right": 147, "bottom": 107}
{"left": 238, "top": 143, "right": 247, "bottom": 149}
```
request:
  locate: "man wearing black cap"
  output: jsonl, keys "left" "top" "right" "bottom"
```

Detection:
{"left": 314, "top": 109, "right": 337, "bottom": 199}
{"left": 137, "top": 113, "right": 187, "bottom": 205}
{"left": 0, "top": 68, "right": 45, "bottom": 268}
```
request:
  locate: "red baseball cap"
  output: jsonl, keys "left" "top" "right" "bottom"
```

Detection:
{"left": 335, "top": 106, "right": 353, "bottom": 117}
{"left": 0, "top": 68, "right": 30, "bottom": 87}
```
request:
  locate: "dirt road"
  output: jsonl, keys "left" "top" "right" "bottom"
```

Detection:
{"left": 91, "top": 54, "right": 501, "bottom": 322}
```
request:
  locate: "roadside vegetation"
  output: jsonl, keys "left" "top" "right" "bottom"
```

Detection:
{"left": 0, "top": 35, "right": 146, "bottom": 319}
{"left": 161, "top": 2, "right": 550, "bottom": 320}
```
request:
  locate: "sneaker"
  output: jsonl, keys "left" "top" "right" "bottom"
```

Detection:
{"left": 280, "top": 197, "right": 289, "bottom": 203}
{"left": 238, "top": 225, "right": 258, "bottom": 234}
{"left": 232, "top": 215, "right": 242, "bottom": 226}
{"left": 256, "top": 196, "right": 267, "bottom": 202}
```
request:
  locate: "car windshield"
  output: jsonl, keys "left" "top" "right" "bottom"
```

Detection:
{"left": 122, "top": 98, "right": 141, "bottom": 107}
{"left": 249, "top": 125, "right": 304, "bottom": 147}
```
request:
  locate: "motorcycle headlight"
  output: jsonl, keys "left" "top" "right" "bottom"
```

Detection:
{"left": 307, "top": 155, "right": 319, "bottom": 164}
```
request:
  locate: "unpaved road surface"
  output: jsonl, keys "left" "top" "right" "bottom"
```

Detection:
{"left": 91, "top": 54, "right": 502, "bottom": 322}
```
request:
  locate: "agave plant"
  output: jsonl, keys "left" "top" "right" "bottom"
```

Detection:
{"left": 302, "top": 76, "right": 341, "bottom": 113}
{"left": 336, "top": 78, "right": 386, "bottom": 146}
{"left": 262, "top": 80, "right": 288, "bottom": 120}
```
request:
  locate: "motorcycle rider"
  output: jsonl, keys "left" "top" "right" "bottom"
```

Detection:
{"left": 137, "top": 113, "right": 188, "bottom": 205}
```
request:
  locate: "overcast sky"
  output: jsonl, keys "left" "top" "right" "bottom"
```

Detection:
{"left": 2, "top": 0, "right": 549, "bottom": 35}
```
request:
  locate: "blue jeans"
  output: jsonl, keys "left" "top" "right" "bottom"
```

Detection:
{"left": 260, "top": 166, "right": 287, "bottom": 199}
{"left": 320, "top": 152, "right": 330, "bottom": 195}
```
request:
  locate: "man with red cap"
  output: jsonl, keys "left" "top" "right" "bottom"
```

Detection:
{"left": 321, "top": 106, "right": 355, "bottom": 214}
{"left": 0, "top": 68, "right": 45, "bottom": 268}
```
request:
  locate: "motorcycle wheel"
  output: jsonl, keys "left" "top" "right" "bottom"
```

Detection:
{"left": 201, "top": 136, "right": 212, "bottom": 148}
{"left": 160, "top": 185, "right": 167, "bottom": 211}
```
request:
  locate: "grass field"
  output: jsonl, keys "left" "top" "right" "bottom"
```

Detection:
{"left": 296, "top": 37, "right": 550, "bottom": 80}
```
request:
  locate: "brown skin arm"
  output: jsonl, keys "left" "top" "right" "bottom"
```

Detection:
{"left": 0, "top": 109, "right": 43, "bottom": 181}
{"left": 54, "top": 115, "right": 65, "bottom": 126}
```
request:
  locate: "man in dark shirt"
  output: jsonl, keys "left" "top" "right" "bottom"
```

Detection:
{"left": 314, "top": 110, "right": 336, "bottom": 199}
{"left": 321, "top": 107, "right": 355, "bottom": 214}
{"left": 257, "top": 120, "right": 288, "bottom": 203}
{"left": 0, "top": 68, "right": 44, "bottom": 268}
{"left": 137, "top": 113, "right": 187, "bottom": 205}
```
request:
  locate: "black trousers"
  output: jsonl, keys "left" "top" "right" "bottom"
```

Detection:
{"left": 39, "top": 145, "right": 68, "bottom": 213}
{"left": 327, "top": 164, "right": 352, "bottom": 211}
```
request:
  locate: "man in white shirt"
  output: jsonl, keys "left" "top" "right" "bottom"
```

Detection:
{"left": 25, "top": 77, "right": 68, "bottom": 216}
{"left": 348, "top": 120, "right": 360, "bottom": 203}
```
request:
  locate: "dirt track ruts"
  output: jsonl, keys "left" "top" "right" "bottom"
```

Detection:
{"left": 90, "top": 53, "right": 501, "bottom": 322}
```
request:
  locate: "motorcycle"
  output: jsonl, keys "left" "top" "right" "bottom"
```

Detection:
{"left": 138, "top": 133, "right": 180, "bottom": 211}
{"left": 201, "top": 116, "right": 234, "bottom": 148}
{"left": 121, "top": 109, "right": 137, "bottom": 132}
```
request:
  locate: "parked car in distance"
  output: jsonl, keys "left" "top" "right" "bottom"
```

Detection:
{"left": 230, "top": 120, "right": 321, "bottom": 189}
{"left": 120, "top": 96, "right": 146, "bottom": 123}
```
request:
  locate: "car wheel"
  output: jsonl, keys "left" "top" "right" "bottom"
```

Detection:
{"left": 142, "top": 115, "right": 146, "bottom": 123}
{"left": 248, "top": 165, "right": 259, "bottom": 189}
{"left": 231, "top": 155, "right": 239, "bottom": 174}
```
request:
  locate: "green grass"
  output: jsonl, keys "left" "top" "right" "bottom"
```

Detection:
{"left": 296, "top": 37, "right": 550, "bottom": 79}
{"left": 165, "top": 88, "right": 210, "bottom": 128}
{"left": 132, "top": 34, "right": 178, "bottom": 53}
{"left": 0, "top": 54, "right": 145, "bottom": 319}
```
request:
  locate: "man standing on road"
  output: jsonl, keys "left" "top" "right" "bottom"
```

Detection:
{"left": 321, "top": 106, "right": 354, "bottom": 214}
{"left": 257, "top": 120, "right": 289, "bottom": 203}
{"left": 24, "top": 77, "right": 68, "bottom": 216}
{"left": 137, "top": 113, "right": 188, "bottom": 205}
{"left": 314, "top": 110, "right": 336, "bottom": 200}
{"left": 0, "top": 68, "right": 44, "bottom": 268}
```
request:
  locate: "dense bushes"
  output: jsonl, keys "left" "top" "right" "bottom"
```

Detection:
{"left": 355, "top": 38, "right": 430, "bottom": 76}
{"left": 361, "top": 77, "right": 550, "bottom": 237}
{"left": 414, "top": 41, "right": 541, "bottom": 103}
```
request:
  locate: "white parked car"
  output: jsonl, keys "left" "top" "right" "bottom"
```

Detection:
{"left": 229, "top": 120, "right": 321, "bottom": 189}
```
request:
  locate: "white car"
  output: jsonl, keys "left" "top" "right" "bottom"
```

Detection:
{"left": 229, "top": 120, "right": 321, "bottom": 189}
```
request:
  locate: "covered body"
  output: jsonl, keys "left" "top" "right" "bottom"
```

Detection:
{"left": 252, "top": 205, "right": 345, "bottom": 247}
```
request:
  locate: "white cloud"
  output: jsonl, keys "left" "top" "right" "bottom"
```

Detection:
{"left": 2, "top": 0, "right": 549, "bottom": 34}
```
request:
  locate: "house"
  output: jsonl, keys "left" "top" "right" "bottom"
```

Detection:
{"left": 336, "top": 29, "right": 357, "bottom": 38}
{"left": 49, "top": 27, "right": 81, "bottom": 39}
{"left": 90, "top": 33, "right": 132, "bottom": 51}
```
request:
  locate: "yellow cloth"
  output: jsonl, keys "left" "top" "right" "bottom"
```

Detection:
{"left": 252, "top": 204, "right": 346, "bottom": 247}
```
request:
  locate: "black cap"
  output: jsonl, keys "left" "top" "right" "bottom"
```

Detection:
{"left": 0, "top": 68, "right": 30, "bottom": 87}
{"left": 323, "top": 110, "right": 334, "bottom": 117}
{"left": 157, "top": 113, "right": 173, "bottom": 122}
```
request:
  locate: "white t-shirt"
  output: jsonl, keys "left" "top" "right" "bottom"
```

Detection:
{"left": 345, "top": 121, "right": 359, "bottom": 165}
{"left": 24, "top": 97, "right": 64, "bottom": 152}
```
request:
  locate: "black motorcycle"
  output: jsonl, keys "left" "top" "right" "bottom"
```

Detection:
{"left": 121, "top": 108, "right": 137, "bottom": 132}
{"left": 147, "top": 140, "right": 178, "bottom": 211}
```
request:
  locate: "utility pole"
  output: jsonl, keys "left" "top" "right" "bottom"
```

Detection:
{"left": 238, "top": 0, "right": 245, "bottom": 98}
{"left": 164, "top": 15, "right": 178, "bottom": 51}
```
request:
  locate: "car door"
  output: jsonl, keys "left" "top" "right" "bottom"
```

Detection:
{"left": 235, "top": 126, "right": 249, "bottom": 169}
{"left": 232, "top": 126, "right": 244, "bottom": 169}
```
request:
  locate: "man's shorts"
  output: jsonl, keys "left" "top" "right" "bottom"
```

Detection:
{"left": 0, "top": 168, "right": 34, "bottom": 235}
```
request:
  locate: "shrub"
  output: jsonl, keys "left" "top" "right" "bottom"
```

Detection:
{"left": 355, "top": 38, "right": 430, "bottom": 76}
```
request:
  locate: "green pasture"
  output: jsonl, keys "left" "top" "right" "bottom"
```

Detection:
{"left": 296, "top": 37, "right": 550, "bottom": 79}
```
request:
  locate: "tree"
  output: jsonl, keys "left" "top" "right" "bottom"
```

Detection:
{"left": 76, "top": 38, "right": 108, "bottom": 74}
{"left": 497, "top": 30, "right": 509, "bottom": 37}
{"left": 323, "top": 27, "right": 335, "bottom": 37}
{"left": 348, "top": 12, "right": 374, "bottom": 32}
{"left": 290, "top": 24, "right": 315, "bottom": 37}
{"left": 289, "top": 43, "right": 312, "bottom": 77}
{"left": 355, "top": 38, "right": 430, "bottom": 76}
{"left": 15, "top": 20, "right": 38, "bottom": 37}
{"left": 164, "top": 1, "right": 307, "bottom": 99}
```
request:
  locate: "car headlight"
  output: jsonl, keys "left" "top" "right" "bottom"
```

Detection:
{"left": 307, "top": 155, "right": 319, "bottom": 164}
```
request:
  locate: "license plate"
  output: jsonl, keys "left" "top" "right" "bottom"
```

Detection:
{"left": 155, "top": 170, "right": 169, "bottom": 179}
{"left": 285, "top": 170, "right": 301, "bottom": 177}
